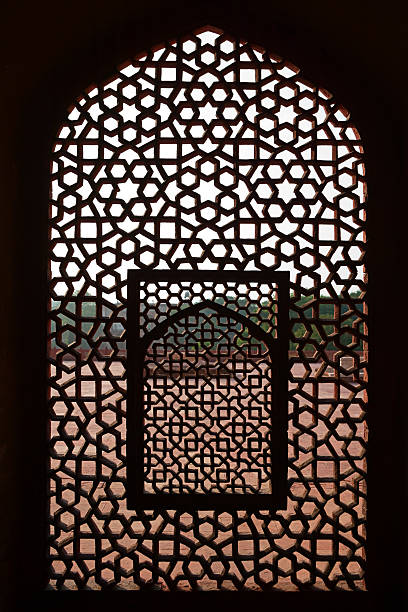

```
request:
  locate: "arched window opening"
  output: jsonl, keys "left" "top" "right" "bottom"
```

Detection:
{"left": 48, "top": 26, "right": 367, "bottom": 591}
{"left": 126, "top": 271, "right": 289, "bottom": 510}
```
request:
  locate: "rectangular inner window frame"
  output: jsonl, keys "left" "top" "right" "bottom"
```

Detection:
{"left": 126, "top": 270, "right": 289, "bottom": 511}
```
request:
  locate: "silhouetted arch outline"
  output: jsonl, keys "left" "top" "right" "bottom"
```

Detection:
{"left": 140, "top": 299, "right": 276, "bottom": 356}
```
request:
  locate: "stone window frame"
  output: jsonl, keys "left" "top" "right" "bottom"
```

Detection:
{"left": 8, "top": 10, "right": 404, "bottom": 611}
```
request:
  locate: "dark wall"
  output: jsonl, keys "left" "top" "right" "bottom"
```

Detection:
{"left": 1, "top": 1, "right": 406, "bottom": 610}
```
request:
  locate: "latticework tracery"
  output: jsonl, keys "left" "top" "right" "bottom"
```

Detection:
{"left": 48, "top": 26, "right": 367, "bottom": 591}
{"left": 125, "top": 274, "right": 288, "bottom": 509}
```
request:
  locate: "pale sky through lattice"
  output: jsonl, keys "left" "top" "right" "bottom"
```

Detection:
{"left": 50, "top": 28, "right": 366, "bottom": 303}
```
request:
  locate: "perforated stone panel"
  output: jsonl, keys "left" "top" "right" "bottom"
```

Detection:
{"left": 48, "top": 26, "right": 367, "bottom": 590}
{"left": 126, "top": 273, "right": 288, "bottom": 509}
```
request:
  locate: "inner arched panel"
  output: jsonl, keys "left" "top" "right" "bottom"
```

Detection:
{"left": 143, "top": 309, "right": 273, "bottom": 495}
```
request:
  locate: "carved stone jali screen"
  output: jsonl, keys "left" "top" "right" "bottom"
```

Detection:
{"left": 126, "top": 271, "right": 289, "bottom": 511}
{"left": 48, "top": 27, "right": 367, "bottom": 591}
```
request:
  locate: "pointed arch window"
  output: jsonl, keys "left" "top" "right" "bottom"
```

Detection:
{"left": 48, "top": 26, "right": 367, "bottom": 591}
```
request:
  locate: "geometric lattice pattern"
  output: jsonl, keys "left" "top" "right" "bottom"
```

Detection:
{"left": 48, "top": 26, "right": 367, "bottom": 590}
{"left": 129, "top": 277, "right": 281, "bottom": 499}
